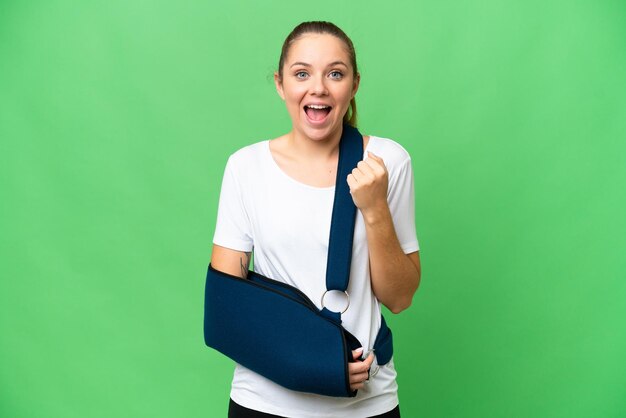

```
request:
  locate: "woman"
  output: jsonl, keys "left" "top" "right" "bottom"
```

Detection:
{"left": 211, "top": 21, "right": 421, "bottom": 418}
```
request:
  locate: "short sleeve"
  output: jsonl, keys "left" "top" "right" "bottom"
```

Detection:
{"left": 387, "top": 158, "right": 419, "bottom": 253}
{"left": 212, "top": 157, "right": 254, "bottom": 252}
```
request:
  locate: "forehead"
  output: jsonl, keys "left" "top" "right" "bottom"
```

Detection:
{"left": 286, "top": 33, "right": 351, "bottom": 66}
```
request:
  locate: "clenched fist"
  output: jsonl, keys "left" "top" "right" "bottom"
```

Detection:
{"left": 347, "top": 151, "right": 388, "bottom": 213}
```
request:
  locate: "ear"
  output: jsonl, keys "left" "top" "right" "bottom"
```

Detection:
{"left": 351, "top": 72, "right": 361, "bottom": 99}
{"left": 274, "top": 72, "right": 285, "bottom": 100}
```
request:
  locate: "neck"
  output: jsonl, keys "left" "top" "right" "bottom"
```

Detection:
{"left": 287, "top": 125, "right": 344, "bottom": 161}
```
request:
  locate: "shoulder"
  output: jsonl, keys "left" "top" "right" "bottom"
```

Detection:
{"left": 365, "top": 135, "right": 412, "bottom": 169}
{"left": 223, "top": 140, "right": 269, "bottom": 178}
{"left": 226, "top": 140, "right": 268, "bottom": 166}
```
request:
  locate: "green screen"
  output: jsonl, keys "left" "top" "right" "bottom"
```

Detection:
{"left": 1, "top": 1, "right": 625, "bottom": 417}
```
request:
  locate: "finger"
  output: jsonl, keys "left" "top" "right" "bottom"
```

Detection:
{"left": 366, "top": 153, "right": 387, "bottom": 176}
{"left": 350, "top": 353, "right": 374, "bottom": 372}
{"left": 351, "top": 167, "right": 365, "bottom": 183}
{"left": 363, "top": 157, "right": 386, "bottom": 175}
{"left": 349, "top": 371, "right": 369, "bottom": 384}
{"left": 351, "top": 348, "right": 364, "bottom": 361}
{"left": 346, "top": 174, "right": 357, "bottom": 190}
{"left": 349, "top": 358, "right": 372, "bottom": 374}
{"left": 363, "top": 158, "right": 381, "bottom": 173}
{"left": 367, "top": 151, "right": 384, "bottom": 163}
{"left": 365, "top": 157, "right": 388, "bottom": 178}
{"left": 357, "top": 160, "right": 375, "bottom": 176}
{"left": 351, "top": 382, "right": 365, "bottom": 391}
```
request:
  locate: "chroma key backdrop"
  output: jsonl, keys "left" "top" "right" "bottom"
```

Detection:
{"left": 1, "top": 1, "right": 625, "bottom": 417}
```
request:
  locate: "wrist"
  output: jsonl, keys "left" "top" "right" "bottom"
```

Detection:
{"left": 360, "top": 202, "right": 391, "bottom": 226}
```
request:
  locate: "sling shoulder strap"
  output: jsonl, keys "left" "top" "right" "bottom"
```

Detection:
{"left": 325, "top": 130, "right": 395, "bottom": 365}
{"left": 326, "top": 123, "right": 363, "bottom": 292}
{"left": 321, "top": 124, "right": 363, "bottom": 322}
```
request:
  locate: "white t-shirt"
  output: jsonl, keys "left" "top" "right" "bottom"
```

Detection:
{"left": 213, "top": 135, "right": 419, "bottom": 418}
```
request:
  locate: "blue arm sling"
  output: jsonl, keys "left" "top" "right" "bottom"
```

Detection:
{"left": 204, "top": 124, "right": 393, "bottom": 397}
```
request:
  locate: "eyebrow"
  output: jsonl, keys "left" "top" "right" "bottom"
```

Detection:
{"left": 289, "top": 61, "right": 349, "bottom": 68}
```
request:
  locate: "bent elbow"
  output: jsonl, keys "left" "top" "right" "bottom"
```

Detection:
{"left": 388, "top": 282, "right": 419, "bottom": 314}
{"left": 381, "top": 270, "right": 420, "bottom": 314}
{"left": 389, "top": 305, "right": 406, "bottom": 315}
{"left": 387, "top": 297, "right": 413, "bottom": 314}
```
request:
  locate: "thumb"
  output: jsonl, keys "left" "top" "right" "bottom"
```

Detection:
{"left": 352, "top": 347, "right": 364, "bottom": 361}
{"left": 367, "top": 151, "right": 383, "bottom": 162}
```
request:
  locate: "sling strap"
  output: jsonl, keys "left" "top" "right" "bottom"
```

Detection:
{"left": 326, "top": 123, "right": 362, "bottom": 292}
{"left": 322, "top": 125, "right": 393, "bottom": 370}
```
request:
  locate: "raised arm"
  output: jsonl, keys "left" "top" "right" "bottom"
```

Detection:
{"left": 347, "top": 152, "right": 421, "bottom": 314}
{"left": 211, "top": 244, "right": 251, "bottom": 279}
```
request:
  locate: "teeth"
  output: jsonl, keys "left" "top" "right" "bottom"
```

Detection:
{"left": 306, "top": 105, "right": 330, "bottom": 109}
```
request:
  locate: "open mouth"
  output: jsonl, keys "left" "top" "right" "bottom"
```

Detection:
{"left": 304, "top": 104, "right": 332, "bottom": 122}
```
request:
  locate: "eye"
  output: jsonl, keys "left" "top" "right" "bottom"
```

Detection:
{"left": 329, "top": 70, "right": 343, "bottom": 80}
{"left": 295, "top": 71, "right": 309, "bottom": 79}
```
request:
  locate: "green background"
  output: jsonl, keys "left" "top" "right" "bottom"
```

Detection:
{"left": 1, "top": 0, "right": 625, "bottom": 417}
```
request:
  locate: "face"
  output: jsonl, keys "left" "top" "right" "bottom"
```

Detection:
{"left": 275, "top": 33, "right": 360, "bottom": 142}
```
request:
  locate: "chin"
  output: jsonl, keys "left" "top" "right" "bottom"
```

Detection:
{"left": 298, "top": 120, "right": 343, "bottom": 142}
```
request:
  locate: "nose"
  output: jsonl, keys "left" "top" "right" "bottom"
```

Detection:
{"left": 311, "top": 75, "right": 328, "bottom": 96}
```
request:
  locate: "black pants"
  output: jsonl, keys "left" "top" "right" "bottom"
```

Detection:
{"left": 228, "top": 398, "right": 401, "bottom": 418}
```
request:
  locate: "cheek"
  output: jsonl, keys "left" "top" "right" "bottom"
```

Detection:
{"left": 285, "top": 96, "right": 302, "bottom": 115}
{"left": 284, "top": 89, "right": 303, "bottom": 108}
{"left": 335, "top": 87, "right": 354, "bottom": 107}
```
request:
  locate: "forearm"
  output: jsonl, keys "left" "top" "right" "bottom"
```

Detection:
{"left": 361, "top": 204, "right": 420, "bottom": 314}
